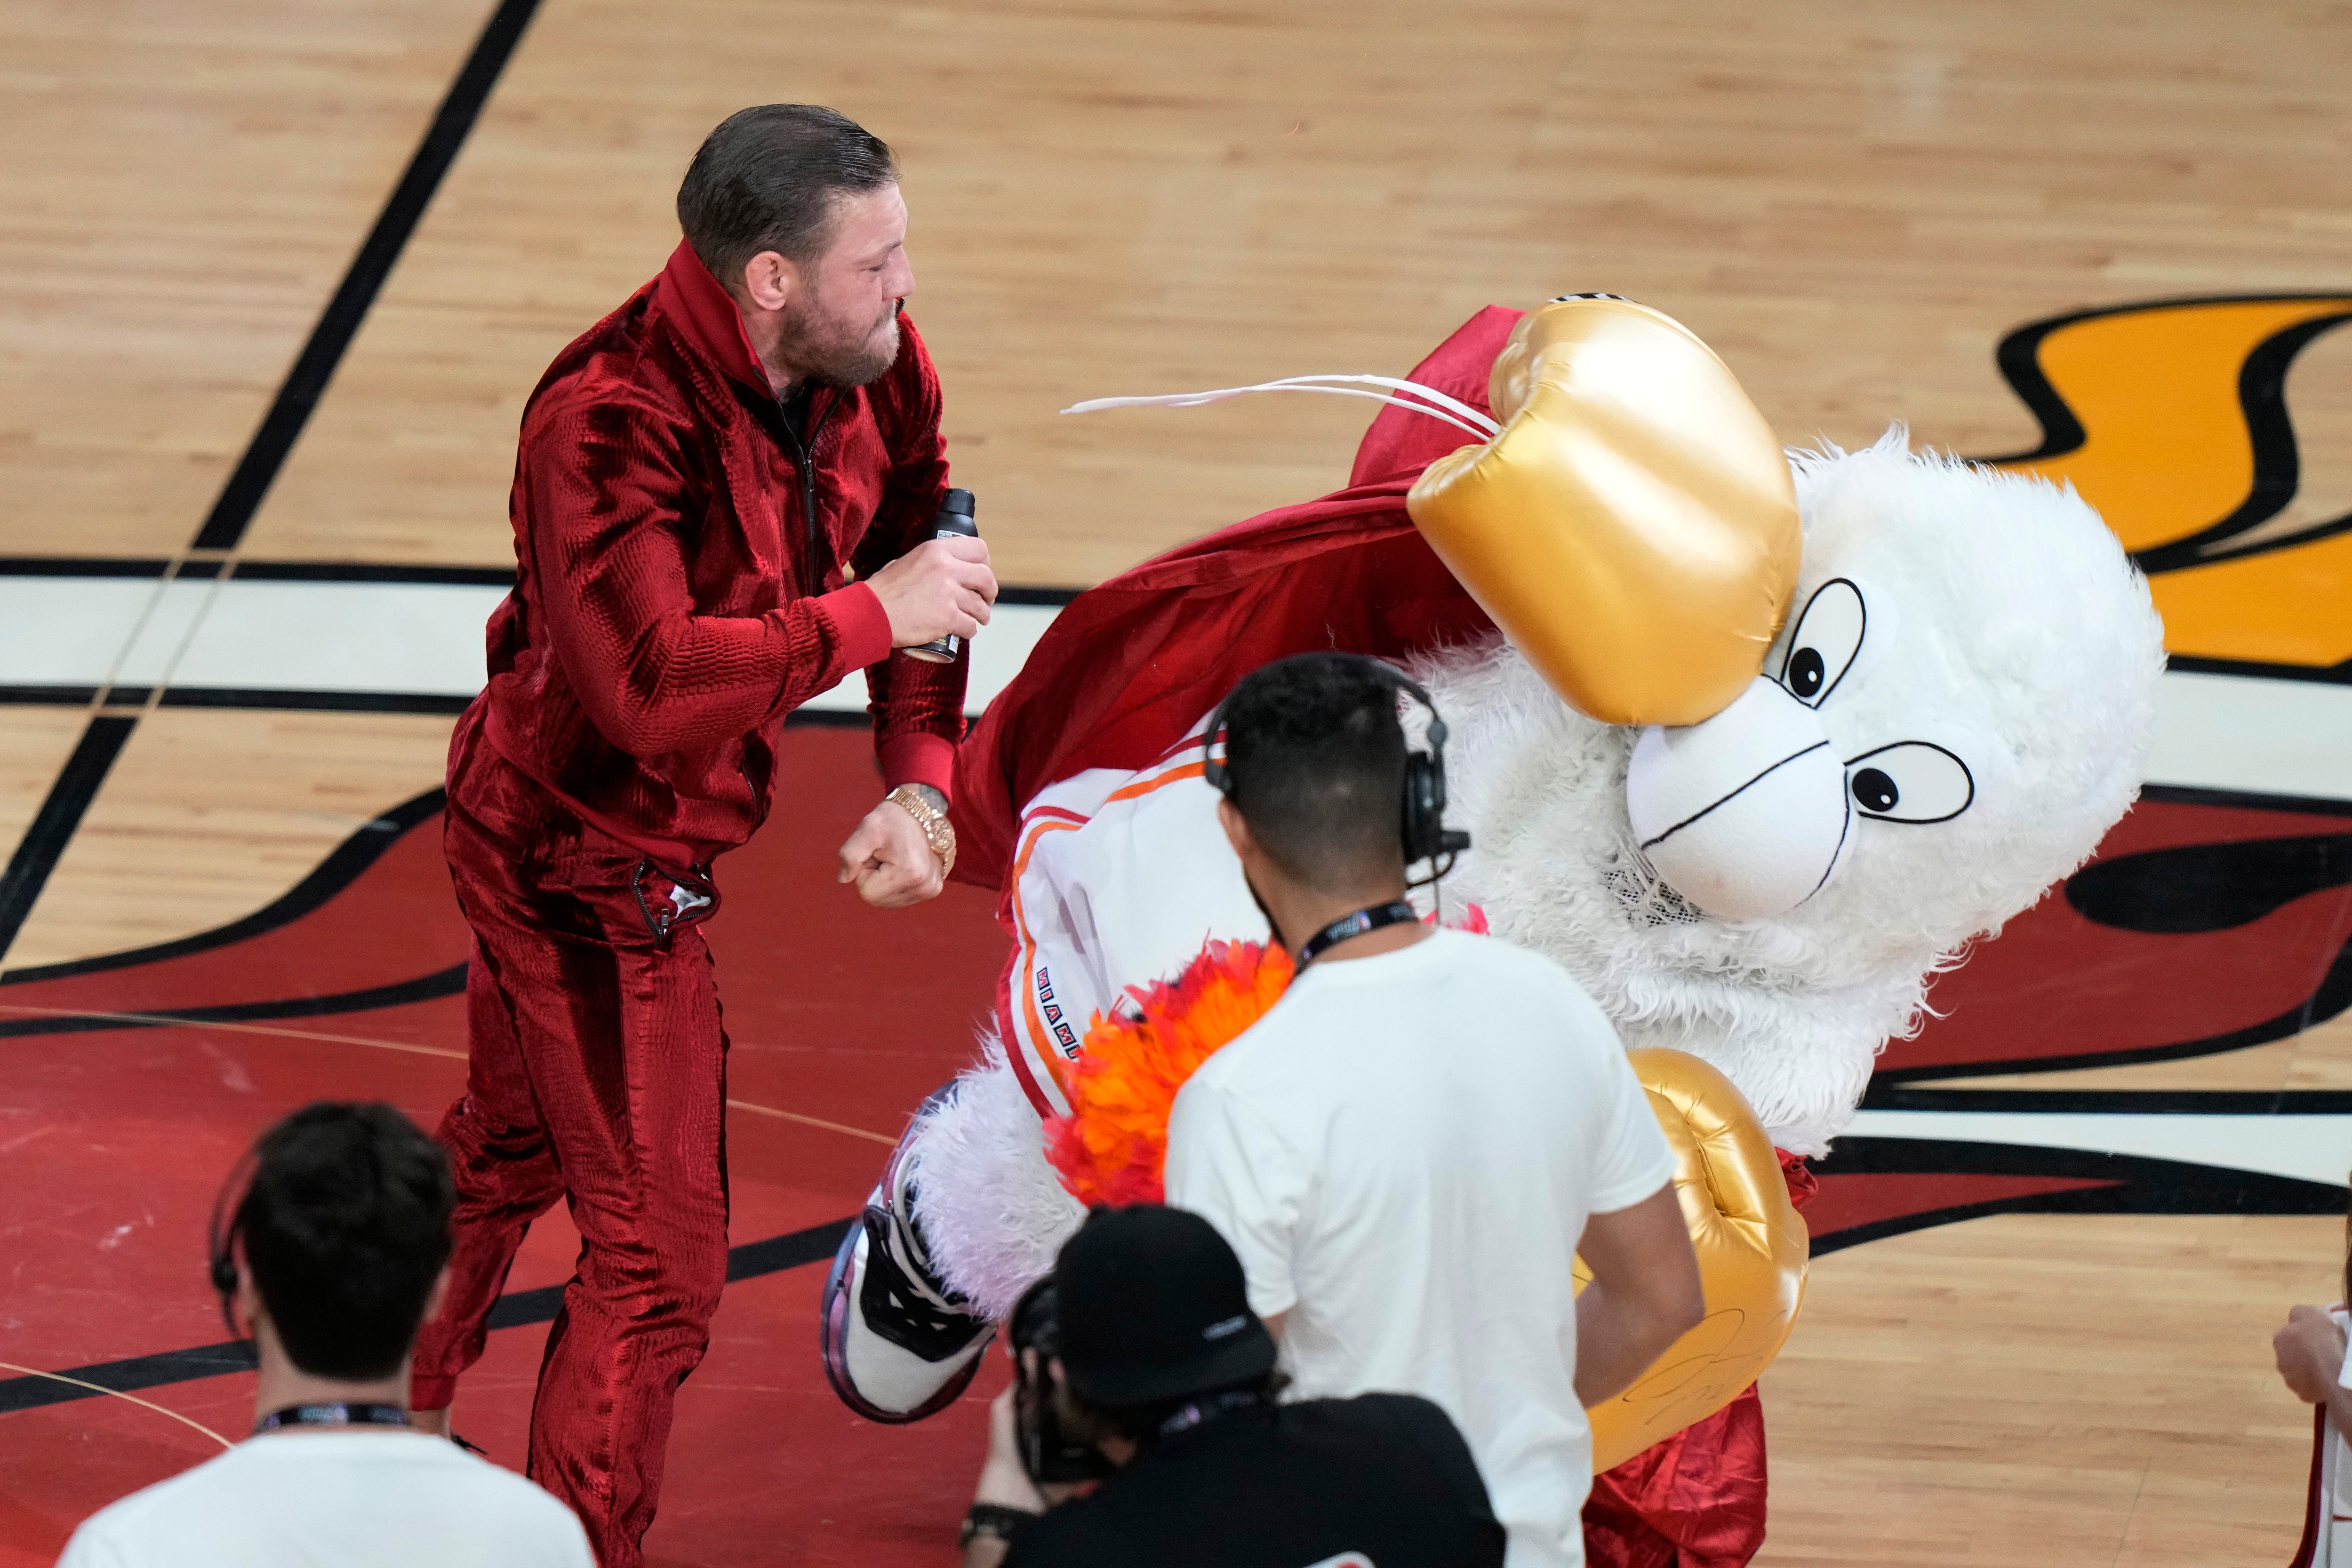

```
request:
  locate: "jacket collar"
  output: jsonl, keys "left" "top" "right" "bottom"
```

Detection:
{"left": 655, "top": 239, "right": 775, "bottom": 399}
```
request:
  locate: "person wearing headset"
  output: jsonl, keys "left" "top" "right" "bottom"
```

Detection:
{"left": 1164, "top": 651, "right": 1707, "bottom": 1568}
{"left": 58, "top": 1104, "right": 592, "bottom": 1568}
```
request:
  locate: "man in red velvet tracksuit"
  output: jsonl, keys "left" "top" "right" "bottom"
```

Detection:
{"left": 407, "top": 106, "right": 998, "bottom": 1566}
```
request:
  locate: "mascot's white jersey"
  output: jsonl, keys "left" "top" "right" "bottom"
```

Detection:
{"left": 1000, "top": 728, "right": 1269, "bottom": 1119}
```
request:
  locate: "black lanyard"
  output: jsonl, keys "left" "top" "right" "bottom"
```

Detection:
{"left": 254, "top": 1402, "right": 411, "bottom": 1435}
{"left": 1157, "top": 1387, "right": 1268, "bottom": 1440}
{"left": 1295, "top": 900, "right": 1420, "bottom": 967}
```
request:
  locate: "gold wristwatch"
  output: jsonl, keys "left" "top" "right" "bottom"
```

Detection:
{"left": 885, "top": 785, "right": 956, "bottom": 878}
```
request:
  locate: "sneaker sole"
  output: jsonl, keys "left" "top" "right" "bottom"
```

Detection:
{"left": 819, "top": 1202, "right": 992, "bottom": 1424}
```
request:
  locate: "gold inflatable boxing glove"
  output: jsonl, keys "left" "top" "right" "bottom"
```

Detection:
{"left": 1406, "top": 297, "right": 1802, "bottom": 726}
{"left": 1578, "top": 1048, "right": 1809, "bottom": 1474}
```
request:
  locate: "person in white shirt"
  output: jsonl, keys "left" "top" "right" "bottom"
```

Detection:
{"left": 57, "top": 1102, "right": 593, "bottom": 1568}
{"left": 1164, "top": 652, "right": 1706, "bottom": 1568}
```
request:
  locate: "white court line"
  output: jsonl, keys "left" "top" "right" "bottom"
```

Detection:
{"left": 0, "top": 577, "right": 2346, "bottom": 805}
{"left": 167, "top": 580, "right": 510, "bottom": 697}
{"left": 1842, "top": 1108, "right": 2352, "bottom": 1189}
{"left": 799, "top": 602, "right": 1060, "bottom": 715}
{"left": 116, "top": 577, "right": 226, "bottom": 688}
{"left": 2148, "top": 671, "right": 2352, "bottom": 805}
{"left": 0, "top": 578, "right": 162, "bottom": 688}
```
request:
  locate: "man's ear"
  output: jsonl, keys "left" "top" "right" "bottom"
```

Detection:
{"left": 421, "top": 1264, "right": 452, "bottom": 1326}
{"left": 232, "top": 1259, "right": 264, "bottom": 1341}
{"left": 738, "top": 250, "right": 799, "bottom": 314}
{"left": 1216, "top": 796, "right": 1253, "bottom": 860}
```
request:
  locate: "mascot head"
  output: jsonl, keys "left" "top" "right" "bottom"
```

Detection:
{"left": 1426, "top": 429, "right": 2164, "bottom": 1153}
{"left": 1628, "top": 428, "right": 2165, "bottom": 970}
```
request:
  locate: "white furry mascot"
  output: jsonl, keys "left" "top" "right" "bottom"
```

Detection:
{"left": 817, "top": 299, "right": 2163, "bottom": 1564}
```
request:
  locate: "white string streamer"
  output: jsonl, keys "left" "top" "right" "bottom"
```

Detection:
{"left": 1062, "top": 374, "right": 1499, "bottom": 441}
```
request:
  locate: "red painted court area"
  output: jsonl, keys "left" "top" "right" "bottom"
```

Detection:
{"left": 0, "top": 725, "right": 1010, "bottom": 1568}
{"left": 5, "top": 721, "right": 2346, "bottom": 1564}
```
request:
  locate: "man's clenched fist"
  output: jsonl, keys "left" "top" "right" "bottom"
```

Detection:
{"left": 867, "top": 535, "right": 998, "bottom": 648}
{"left": 839, "top": 791, "right": 947, "bottom": 907}
{"left": 2274, "top": 1302, "right": 2348, "bottom": 1405}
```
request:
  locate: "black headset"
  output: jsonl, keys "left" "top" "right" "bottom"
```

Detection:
{"left": 206, "top": 1149, "right": 260, "bottom": 1337}
{"left": 1201, "top": 655, "right": 1472, "bottom": 884}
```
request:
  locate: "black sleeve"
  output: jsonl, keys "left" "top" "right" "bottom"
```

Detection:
{"left": 1347, "top": 1393, "right": 1508, "bottom": 1565}
{"left": 1001, "top": 1499, "right": 1149, "bottom": 1568}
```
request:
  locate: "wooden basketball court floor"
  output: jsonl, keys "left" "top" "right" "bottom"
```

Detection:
{"left": 4, "top": 2, "right": 2351, "bottom": 1563}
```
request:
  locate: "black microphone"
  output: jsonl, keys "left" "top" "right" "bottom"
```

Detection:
{"left": 904, "top": 488, "right": 978, "bottom": 665}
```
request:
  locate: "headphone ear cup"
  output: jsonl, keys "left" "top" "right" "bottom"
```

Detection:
{"left": 207, "top": 1152, "right": 254, "bottom": 1330}
{"left": 1201, "top": 693, "right": 1236, "bottom": 798}
{"left": 1402, "top": 753, "right": 1440, "bottom": 865}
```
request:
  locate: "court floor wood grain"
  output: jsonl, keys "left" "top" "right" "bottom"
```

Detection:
{"left": 3, "top": 3, "right": 2347, "bottom": 1563}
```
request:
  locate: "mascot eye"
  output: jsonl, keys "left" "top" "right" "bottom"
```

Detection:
{"left": 1779, "top": 578, "right": 1866, "bottom": 707}
{"left": 1844, "top": 741, "right": 1975, "bottom": 823}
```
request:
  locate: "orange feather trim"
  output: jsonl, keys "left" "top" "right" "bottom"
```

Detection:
{"left": 1042, "top": 938, "right": 1294, "bottom": 1208}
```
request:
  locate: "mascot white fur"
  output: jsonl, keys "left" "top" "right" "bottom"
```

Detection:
{"left": 819, "top": 297, "right": 2164, "bottom": 1559}
{"left": 912, "top": 433, "right": 2161, "bottom": 1307}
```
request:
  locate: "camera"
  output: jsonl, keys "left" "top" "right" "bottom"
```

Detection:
{"left": 1008, "top": 1277, "right": 1114, "bottom": 1485}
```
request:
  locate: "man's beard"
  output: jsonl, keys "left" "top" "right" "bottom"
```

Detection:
{"left": 782, "top": 291, "right": 901, "bottom": 388}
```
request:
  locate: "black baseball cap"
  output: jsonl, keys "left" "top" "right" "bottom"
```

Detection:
{"left": 1053, "top": 1206, "right": 1279, "bottom": 1408}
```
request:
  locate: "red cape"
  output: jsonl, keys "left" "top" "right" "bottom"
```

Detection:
{"left": 948, "top": 306, "right": 1520, "bottom": 891}
{"left": 949, "top": 302, "right": 1776, "bottom": 1567}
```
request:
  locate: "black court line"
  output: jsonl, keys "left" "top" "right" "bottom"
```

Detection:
{"left": 1806, "top": 1138, "right": 2346, "bottom": 1257}
{"left": 157, "top": 689, "right": 476, "bottom": 717}
{"left": 0, "top": 686, "right": 102, "bottom": 707}
{"left": 0, "top": 791, "right": 443, "bottom": 986}
{"left": 1868, "top": 930, "right": 2352, "bottom": 1087}
{"left": 0, "top": 966, "right": 469, "bottom": 1040}
{"left": 1971, "top": 292, "right": 2352, "bottom": 575}
{"left": 0, "top": 562, "right": 1089, "bottom": 604}
{"left": 0, "top": 1216, "right": 853, "bottom": 1416}
{"left": 0, "top": 718, "right": 137, "bottom": 964}
{"left": 0, "top": 558, "right": 172, "bottom": 578}
{"left": 231, "top": 562, "right": 519, "bottom": 586}
{"left": 1863, "top": 1086, "right": 2352, "bottom": 1116}
{"left": 190, "top": 0, "right": 543, "bottom": 552}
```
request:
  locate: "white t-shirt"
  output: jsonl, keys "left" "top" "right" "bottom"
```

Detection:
{"left": 1165, "top": 929, "right": 1677, "bottom": 1568}
{"left": 56, "top": 1429, "right": 595, "bottom": 1568}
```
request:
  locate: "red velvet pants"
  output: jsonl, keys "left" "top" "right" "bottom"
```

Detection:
{"left": 411, "top": 724, "right": 730, "bottom": 1568}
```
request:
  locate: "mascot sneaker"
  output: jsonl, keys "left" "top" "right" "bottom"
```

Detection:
{"left": 820, "top": 1091, "right": 995, "bottom": 1423}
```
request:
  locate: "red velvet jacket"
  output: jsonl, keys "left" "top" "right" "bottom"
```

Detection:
{"left": 469, "top": 240, "right": 964, "bottom": 868}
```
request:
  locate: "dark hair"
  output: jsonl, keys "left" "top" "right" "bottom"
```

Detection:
{"left": 232, "top": 1103, "right": 454, "bottom": 1380}
{"left": 676, "top": 105, "right": 897, "bottom": 287}
{"left": 1221, "top": 653, "right": 1409, "bottom": 892}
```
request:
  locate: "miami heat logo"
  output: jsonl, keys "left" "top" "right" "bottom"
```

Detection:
{"left": 1814, "top": 294, "right": 2352, "bottom": 1249}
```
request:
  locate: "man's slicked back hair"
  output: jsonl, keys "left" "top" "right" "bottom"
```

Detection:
{"left": 1220, "top": 653, "right": 1409, "bottom": 894}
{"left": 676, "top": 104, "right": 898, "bottom": 287}
{"left": 235, "top": 1103, "right": 455, "bottom": 1381}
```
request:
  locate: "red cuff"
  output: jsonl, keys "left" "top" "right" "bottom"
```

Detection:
{"left": 879, "top": 731, "right": 957, "bottom": 799}
{"left": 813, "top": 583, "right": 893, "bottom": 677}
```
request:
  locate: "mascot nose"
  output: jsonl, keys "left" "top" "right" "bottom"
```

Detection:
{"left": 1624, "top": 677, "right": 1851, "bottom": 920}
